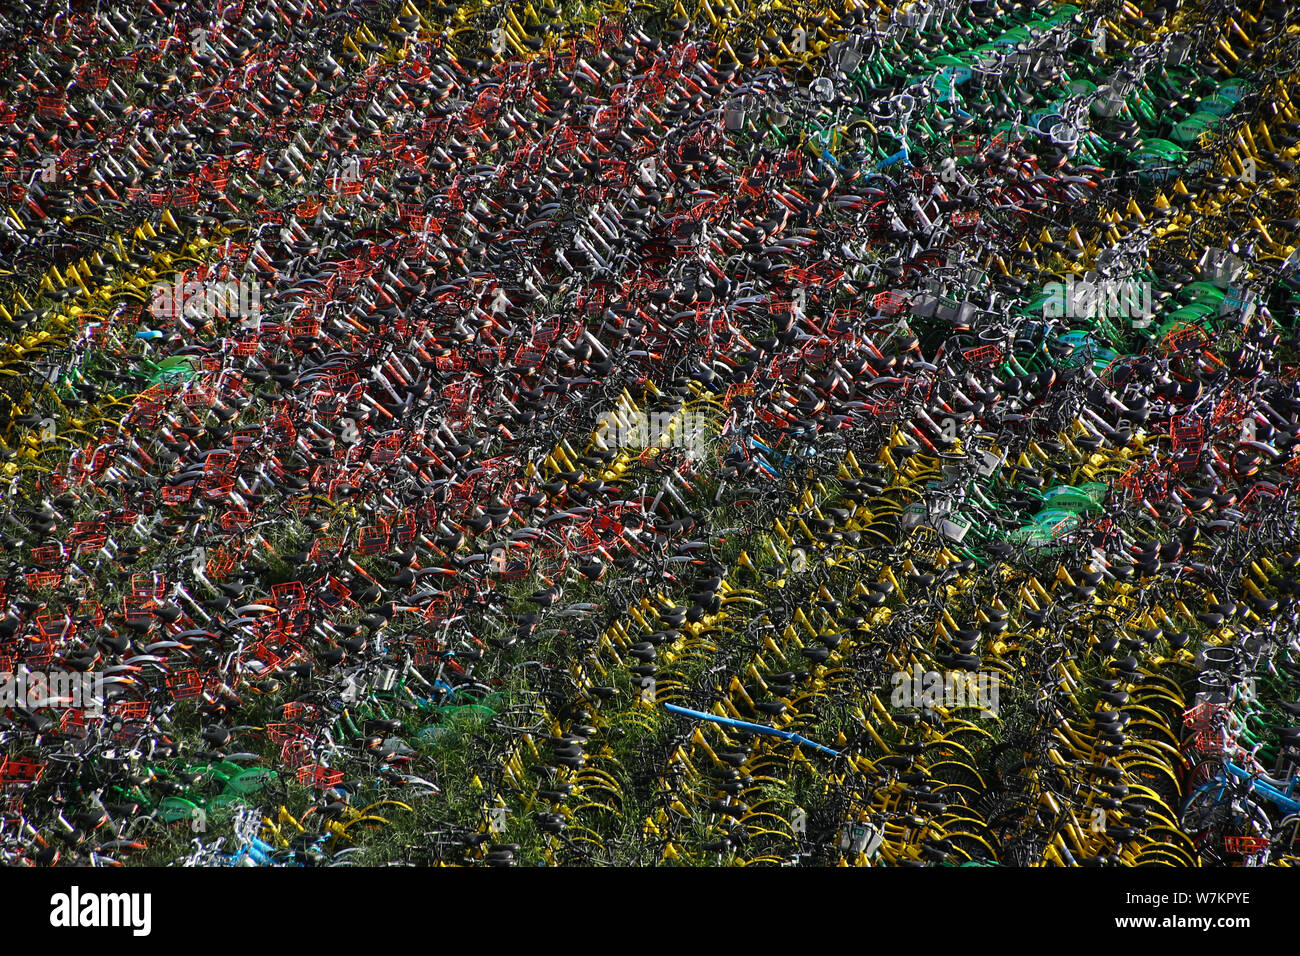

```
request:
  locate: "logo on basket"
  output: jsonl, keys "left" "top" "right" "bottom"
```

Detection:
{"left": 1041, "top": 275, "right": 1152, "bottom": 326}
{"left": 49, "top": 887, "right": 152, "bottom": 936}
{"left": 151, "top": 277, "right": 262, "bottom": 325}
{"left": 0, "top": 669, "right": 104, "bottom": 716}
{"left": 889, "top": 665, "right": 999, "bottom": 717}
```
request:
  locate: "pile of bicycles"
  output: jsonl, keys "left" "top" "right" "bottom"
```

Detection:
{"left": 0, "top": 0, "right": 1298, "bottom": 866}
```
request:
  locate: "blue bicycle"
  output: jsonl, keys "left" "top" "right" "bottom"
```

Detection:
{"left": 1181, "top": 760, "right": 1300, "bottom": 863}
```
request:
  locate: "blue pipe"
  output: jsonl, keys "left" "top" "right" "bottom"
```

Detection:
{"left": 664, "top": 703, "right": 841, "bottom": 756}
{"left": 876, "top": 148, "right": 909, "bottom": 171}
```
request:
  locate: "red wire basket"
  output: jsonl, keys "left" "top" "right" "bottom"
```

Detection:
{"left": 74, "top": 599, "right": 104, "bottom": 628}
{"left": 0, "top": 757, "right": 44, "bottom": 788}
{"left": 272, "top": 582, "right": 308, "bottom": 614}
{"left": 281, "top": 738, "right": 314, "bottom": 769}
{"left": 297, "top": 764, "right": 344, "bottom": 790}
{"left": 171, "top": 184, "right": 199, "bottom": 208}
{"left": 318, "top": 575, "right": 351, "bottom": 610}
{"left": 36, "top": 95, "right": 66, "bottom": 118}
{"left": 166, "top": 670, "right": 204, "bottom": 701}
{"left": 266, "top": 722, "right": 308, "bottom": 745}
{"left": 205, "top": 546, "right": 239, "bottom": 580}
{"left": 1224, "top": 835, "right": 1269, "bottom": 855}
{"left": 1183, "top": 701, "right": 1228, "bottom": 731}
{"left": 159, "top": 485, "right": 194, "bottom": 506}
{"left": 34, "top": 611, "right": 71, "bottom": 640}
{"left": 356, "top": 521, "right": 390, "bottom": 556}
{"left": 309, "top": 536, "right": 343, "bottom": 562}
{"left": 1162, "top": 324, "right": 1209, "bottom": 353}
{"left": 31, "top": 544, "right": 66, "bottom": 567}
{"left": 25, "top": 571, "right": 63, "bottom": 590}
{"left": 109, "top": 700, "right": 148, "bottom": 722}
{"left": 962, "top": 344, "right": 1003, "bottom": 367}
{"left": 129, "top": 570, "right": 167, "bottom": 604}
{"left": 219, "top": 509, "right": 252, "bottom": 532}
